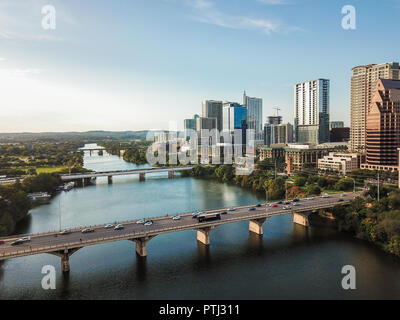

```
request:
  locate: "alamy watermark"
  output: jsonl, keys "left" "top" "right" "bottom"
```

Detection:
{"left": 341, "top": 265, "right": 356, "bottom": 290}
{"left": 341, "top": 5, "right": 356, "bottom": 30}
{"left": 146, "top": 127, "right": 256, "bottom": 175}
{"left": 41, "top": 5, "right": 56, "bottom": 30}
{"left": 41, "top": 265, "right": 56, "bottom": 290}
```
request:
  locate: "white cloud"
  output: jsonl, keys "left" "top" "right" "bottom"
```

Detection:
{"left": 257, "top": 0, "right": 290, "bottom": 4}
{"left": 183, "top": 0, "right": 286, "bottom": 34}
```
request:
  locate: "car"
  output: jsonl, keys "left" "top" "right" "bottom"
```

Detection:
{"left": 104, "top": 224, "right": 114, "bottom": 229}
{"left": 220, "top": 211, "right": 228, "bottom": 215}
{"left": 0, "top": 240, "right": 5, "bottom": 245}
{"left": 10, "top": 239, "right": 25, "bottom": 246}
{"left": 114, "top": 224, "right": 124, "bottom": 230}
{"left": 277, "top": 201, "right": 283, "bottom": 204}
{"left": 292, "top": 199, "right": 300, "bottom": 202}
{"left": 283, "top": 201, "right": 291, "bottom": 205}
{"left": 144, "top": 220, "right": 153, "bottom": 226}
{"left": 256, "top": 204, "right": 262, "bottom": 207}
{"left": 292, "top": 202, "right": 299, "bottom": 206}
{"left": 227, "top": 208, "right": 236, "bottom": 212}
{"left": 81, "top": 228, "right": 94, "bottom": 234}
{"left": 340, "top": 193, "right": 346, "bottom": 197}
{"left": 322, "top": 193, "right": 330, "bottom": 198}
{"left": 21, "top": 236, "right": 31, "bottom": 242}
{"left": 136, "top": 219, "right": 145, "bottom": 224}
{"left": 283, "top": 206, "right": 292, "bottom": 210}
{"left": 172, "top": 215, "right": 181, "bottom": 220}
{"left": 248, "top": 207, "right": 256, "bottom": 211}
{"left": 271, "top": 204, "right": 278, "bottom": 208}
{"left": 306, "top": 197, "right": 314, "bottom": 200}
{"left": 59, "top": 229, "right": 71, "bottom": 235}
{"left": 338, "top": 199, "right": 344, "bottom": 202}
{"left": 192, "top": 211, "right": 203, "bottom": 218}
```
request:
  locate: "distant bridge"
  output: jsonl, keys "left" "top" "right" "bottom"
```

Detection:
{"left": 60, "top": 166, "right": 194, "bottom": 184}
{"left": 0, "top": 192, "right": 359, "bottom": 273}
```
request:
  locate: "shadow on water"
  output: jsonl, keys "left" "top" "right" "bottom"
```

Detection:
{"left": 196, "top": 242, "right": 211, "bottom": 268}
{"left": 58, "top": 272, "right": 71, "bottom": 299}
{"left": 13, "top": 214, "right": 32, "bottom": 236}
{"left": 134, "top": 256, "right": 148, "bottom": 282}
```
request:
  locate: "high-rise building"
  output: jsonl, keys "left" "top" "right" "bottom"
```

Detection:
{"left": 350, "top": 62, "right": 400, "bottom": 153}
{"left": 330, "top": 127, "right": 350, "bottom": 142}
{"left": 223, "top": 102, "right": 247, "bottom": 145}
{"left": 361, "top": 79, "right": 400, "bottom": 171}
{"left": 243, "top": 92, "right": 263, "bottom": 145}
{"left": 202, "top": 100, "right": 223, "bottom": 131}
{"left": 264, "top": 122, "right": 293, "bottom": 146}
{"left": 267, "top": 116, "right": 282, "bottom": 125}
{"left": 196, "top": 117, "right": 217, "bottom": 133}
{"left": 329, "top": 121, "right": 344, "bottom": 130}
{"left": 294, "top": 79, "right": 330, "bottom": 145}
{"left": 184, "top": 114, "right": 199, "bottom": 141}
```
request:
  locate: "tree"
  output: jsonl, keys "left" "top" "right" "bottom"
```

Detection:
{"left": 334, "top": 178, "right": 354, "bottom": 191}
{"left": 307, "top": 184, "right": 321, "bottom": 196}
{"left": 317, "top": 177, "right": 328, "bottom": 188}
{"left": 294, "top": 176, "right": 307, "bottom": 187}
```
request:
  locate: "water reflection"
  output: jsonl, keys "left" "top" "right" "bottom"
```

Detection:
{"left": 0, "top": 144, "right": 399, "bottom": 299}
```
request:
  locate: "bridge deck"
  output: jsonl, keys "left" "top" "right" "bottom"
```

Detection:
{"left": 0, "top": 192, "right": 358, "bottom": 261}
{"left": 60, "top": 166, "right": 193, "bottom": 180}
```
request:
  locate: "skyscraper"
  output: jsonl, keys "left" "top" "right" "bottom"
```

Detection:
{"left": 184, "top": 114, "right": 199, "bottom": 141}
{"left": 243, "top": 92, "right": 263, "bottom": 145}
{"left": 202, "top": 100, "right": 223, "bottom": 131}
{"left": 294, "top": 79, "right": 330, "bottom": 145}
{"left": 223, "top": 102, "right": 247, "bottom": 145}
{"left": 350, "top": 62, "right": 400, "bottom": 153}
{"left": 362, "top": 79, "right": 400, "bottom": 171}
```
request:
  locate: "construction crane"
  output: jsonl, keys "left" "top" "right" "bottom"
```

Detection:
{"left": 273, "top": 107, "right": 281, "bottom": 117}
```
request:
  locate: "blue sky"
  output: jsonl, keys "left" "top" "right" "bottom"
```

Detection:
{"left": 0, "top": 0, "right": 399, "bottom": 132}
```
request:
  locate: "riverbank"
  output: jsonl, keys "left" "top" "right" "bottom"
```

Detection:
{"left": 186, "top": 164, "right": 400, "bottom": 258}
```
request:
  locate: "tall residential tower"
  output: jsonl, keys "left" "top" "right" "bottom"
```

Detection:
{"left": 243, "top": 92, "right": 263, "bottom": 146}
{"left": 350, "top": 62, "right": 400, "bottom": 153}
{"left": 294, "top": 79, "right": 330, "bottom": 145}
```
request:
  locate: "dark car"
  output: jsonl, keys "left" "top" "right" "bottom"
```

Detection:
{"left": 81, "top": 228, "right": 95, "bottom": 234}
{"left": 277, "top": 201, "right": 283, "bottom": 204}
{"left": 256, "top": 204, "right": 262, "bottom": 207}
{"left": 338, "top": 199, "right": 344, "bottom": 202}
{"left": 220, "top": 211, "right": 228, "bottom": 215}
{"left": 248, "top": 207, "right": 256, "bottom": 211}
{"left": 10, "top": 239, "right": 24, "bottom": 246}
{"left": 292, "top": 199, "right": 300, "bottom": 202}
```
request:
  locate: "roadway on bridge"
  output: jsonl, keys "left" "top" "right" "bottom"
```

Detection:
{"left": 0, "top": 192, "right": 358, "bottom": 259}
{"left": 60, "top": 166, "right": 193, "bottom": 180}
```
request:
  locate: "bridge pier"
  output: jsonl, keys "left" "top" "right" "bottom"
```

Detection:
{"left": 50, "top": 248, "right": 81, "bottom": 273}
{"left": 249, "top": 218, "right": 267, "bottom": 235}
{"left": 168, "top": 171, "right": 175, "bottom": 179}
{"left": 132, "top": 236, "right": 154, "bottom": 257}
{"left": 107, "top": 176, "right": 113, "bottom": 184}
{"left": 139, "top": 173, "right": 146, "bottom": 182}
{"left": 293, "top": 212, "right": 310, "bottom": 227}
{"left": 197, "top": 227, "right": 214, "bottom": 246}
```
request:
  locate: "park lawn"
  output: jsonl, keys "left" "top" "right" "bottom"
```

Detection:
{"left": 36, "top": 166, "right": 66, "bottom": 174}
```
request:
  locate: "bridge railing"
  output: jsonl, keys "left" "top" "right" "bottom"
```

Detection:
{"left": 0, "top": 199, "right": 353, "bottom": 258}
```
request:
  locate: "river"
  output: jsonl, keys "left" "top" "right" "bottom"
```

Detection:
{"left": 0, "top": 144, "right": 399, "bottom": 299}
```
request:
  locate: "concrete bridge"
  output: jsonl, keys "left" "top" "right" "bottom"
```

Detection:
{"left": 0, "top": 192, "right": 358, "bottom": 272}
{"left": 60, "top": 166, "right": 194, "bottom": 184}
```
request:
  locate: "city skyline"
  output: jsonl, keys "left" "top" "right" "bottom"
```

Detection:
{"left": 1, "top": 0, "right": 400, "bottom": 132}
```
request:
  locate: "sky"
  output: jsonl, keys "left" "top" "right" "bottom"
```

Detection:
{"left": 0, "top": 0, "right": 399, "bottom": 132}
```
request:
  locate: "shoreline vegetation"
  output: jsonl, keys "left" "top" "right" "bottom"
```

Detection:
{"left": 0, "top": 141, "right": 87, "bottom": 237}
{"left": 183, "top": 164, "right": 400, "bottom": 258}
{"left": 1, "top": 138, "right": 399, "bottom": 258}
